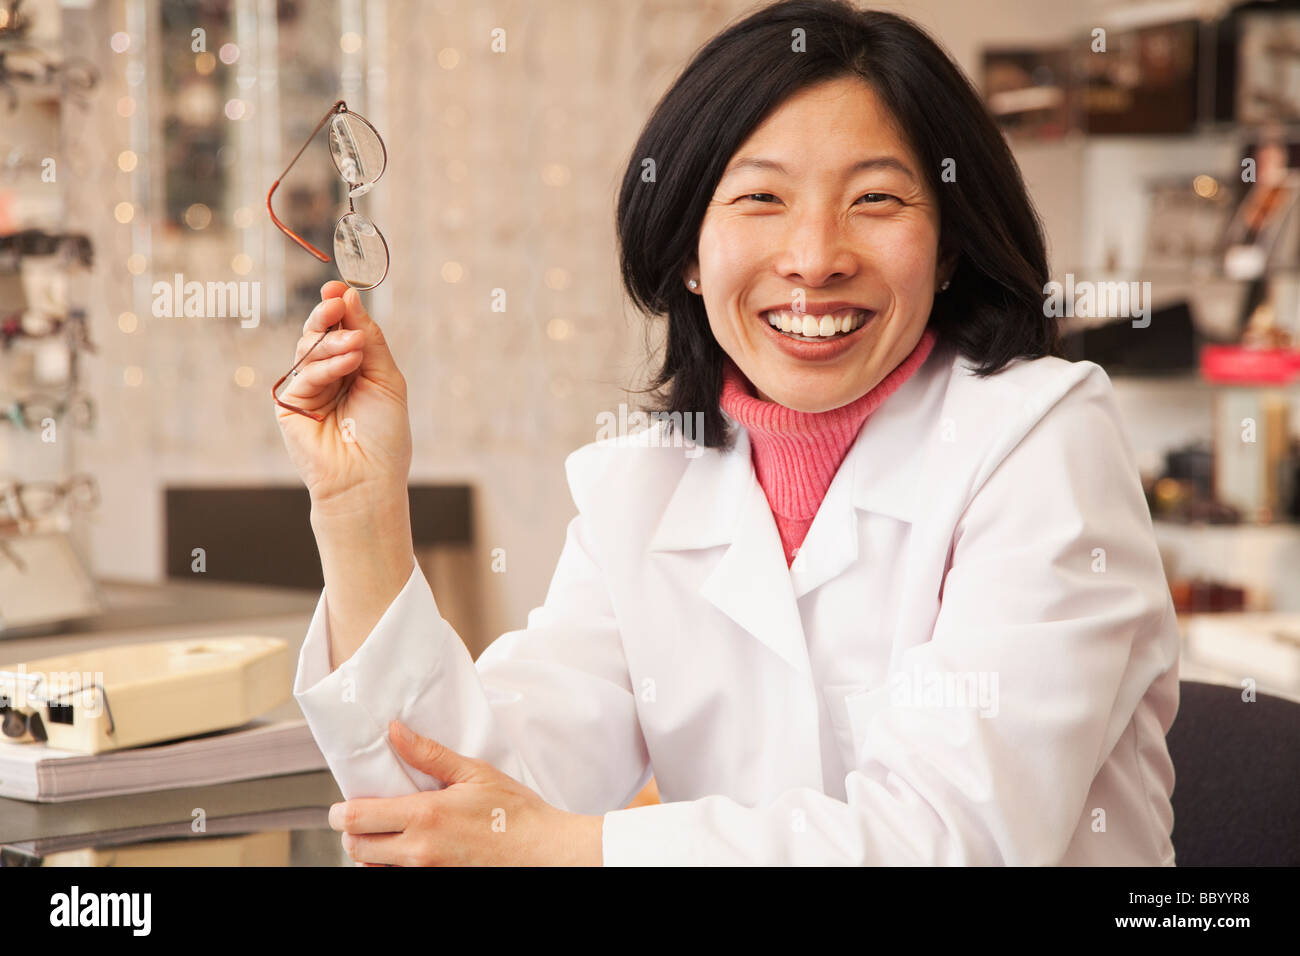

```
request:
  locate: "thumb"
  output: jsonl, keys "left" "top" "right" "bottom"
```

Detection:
{"left": 389, "top": 720, "right": 474, "bottom": 784}
{"left": 341, "top": 287, "right": 400, "bottom": 380}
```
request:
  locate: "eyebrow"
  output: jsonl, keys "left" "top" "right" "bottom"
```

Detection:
{"left": 721, "top": 155, "right": 918, "bottom": 183}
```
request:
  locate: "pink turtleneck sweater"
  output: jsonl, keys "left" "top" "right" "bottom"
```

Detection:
{"left": 719, "top": 327, "right": 938, "bottom": 566}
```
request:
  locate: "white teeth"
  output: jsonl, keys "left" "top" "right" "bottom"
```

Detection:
{"left": 763, "top": 309, "right": 871, "bottom": 338}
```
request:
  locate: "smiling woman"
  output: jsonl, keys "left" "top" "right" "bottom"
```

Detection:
{"left": 617, "top": 0, "right": 1060, "bottom": 446}
{"left": 285, "top": 0, "right": 1180, "bottom": 868}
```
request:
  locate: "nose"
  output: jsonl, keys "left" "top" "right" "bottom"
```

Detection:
{"left": 774, "top": 209, "right": 860, "bottom": 287}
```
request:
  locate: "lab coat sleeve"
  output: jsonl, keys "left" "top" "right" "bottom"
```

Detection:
{"left": 599, "top": 366, "right": 1179, "bottom": 865}
{"left": 292, "top": 511, "right": 651, "bottom": 818}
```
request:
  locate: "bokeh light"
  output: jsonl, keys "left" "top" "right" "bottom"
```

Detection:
{"left": 184, "top": 203, "right": 213, "bottom": 230}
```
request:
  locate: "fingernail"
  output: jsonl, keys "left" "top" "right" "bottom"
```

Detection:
{"left": 328, "top": 803, "right": 344, "bottom": 829}
{"left": 393, "top": 720, "right": 412, "bottom": 742}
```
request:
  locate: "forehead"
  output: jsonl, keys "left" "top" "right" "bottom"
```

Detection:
{"left": 723, "top": 76, "right": 915, "bottom": 176}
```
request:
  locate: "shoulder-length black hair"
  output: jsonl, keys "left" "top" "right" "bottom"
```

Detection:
{"left": 616, "top": 0, "right": 1062, "bottom": 450}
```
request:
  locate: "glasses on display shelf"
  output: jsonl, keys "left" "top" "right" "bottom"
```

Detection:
{"left": 0, "top": 308, "right": 96, "bottom": 352}
{"left": 0, "top": 391, "right": 94, "bottom": 430}
{"left": 0, "top": 473, "right": 99, "bottom": 527}
{"left": 0, "top": 229, "right": 92, "bottom": 269}
{"left": 269, "top": 99, "right": 388, "bottom": 421}
{"left": 0, "top": 47, "right": 97, "bottom": 112}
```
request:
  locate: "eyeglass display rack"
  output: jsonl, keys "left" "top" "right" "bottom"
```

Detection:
{"left": 0, "top": 5, "right": 104, "bottom": 635}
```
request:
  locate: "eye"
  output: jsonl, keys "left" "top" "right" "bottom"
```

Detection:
{"left": 741, "top": 193, "right": 779, "bottom": 204}
{"left": 856, "top": 192, "right": 899, "bottom": 205}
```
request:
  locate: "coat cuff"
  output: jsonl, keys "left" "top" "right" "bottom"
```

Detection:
{"left": 602, "top": 802, "right": 713, "bottom": 866}
{"left": 292, "top": 556, "right": 450, "bottom": 795}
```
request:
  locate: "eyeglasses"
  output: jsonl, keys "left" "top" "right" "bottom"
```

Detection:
{"left": 0, "top": 47, "right": 97, "bottom": 113}
{"left": 0, "top": 473, "right": 99, "bottom": 531}
{"left": 0, "top": 229, "right": 93, "bottom": 269}
{"left": 1, "top": 308, "right": 96, "bottom": 353}
{"left": 0, "top": 391, "right": 95, "bottom": 430}
{"left": 269, "top": 99, "right": 388, "bottom": 421}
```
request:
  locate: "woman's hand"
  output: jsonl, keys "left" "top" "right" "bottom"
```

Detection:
{"left": 275, "top": 281, "right": 412, "bottom": 511}
{"left": 329, "top": 721, "right": 604, "bottom": 866}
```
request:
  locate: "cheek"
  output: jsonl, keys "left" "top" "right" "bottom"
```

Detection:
{"left": 698, "top": 217, "right": 762, "bottom": 283}
{"left": 868, "top": 220, "right": 939, "bottom": 292}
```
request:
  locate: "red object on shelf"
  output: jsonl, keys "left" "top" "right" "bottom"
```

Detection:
{"left": 1200, "top": 345, "right": 1300, "bottom": 385}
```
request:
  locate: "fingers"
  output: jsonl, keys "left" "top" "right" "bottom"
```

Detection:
{"left": 343, "top": 832, "right": 410, "bottom": 866}
{"left": 340, "top": 287, "right": 401, "bottom": 382}
{"left": 294, "top": 325, "right": 363, "bottom": 365}
{"left": 303, "top": 295, "right": 347, "bottom": 335}
{"left": 282, "top": 349, "right": 363, "bottom": 398}
{"left": 321, "top": 280, "right": 348, "bottom": 300}
{"left": 330, "top": 795, "right": 423, "bottom": 835}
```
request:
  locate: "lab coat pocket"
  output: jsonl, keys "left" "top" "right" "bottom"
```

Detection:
{"left": 824, "top": 682, "right": 871, "bottom": 773}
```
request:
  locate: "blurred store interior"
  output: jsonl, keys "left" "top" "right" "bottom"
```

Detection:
{"left": 0, "top": 0, "right": 1299, "bottom": 860}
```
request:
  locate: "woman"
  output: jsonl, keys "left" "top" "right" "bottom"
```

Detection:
{"left": 277, "top": 0, "right": 1179, "bottom": 866}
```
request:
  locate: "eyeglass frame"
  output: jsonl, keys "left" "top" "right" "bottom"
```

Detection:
{"left": 0, "top": 473, "right": 100, "bottom": 524}
{"left": 1, "top": 307, "right": 96, "bottom": 353}
{"left": 268, "top": 99, "right": 389, "bottom": 422}
{"left": 0, "top": 390, "right": 95, "bottom": 430}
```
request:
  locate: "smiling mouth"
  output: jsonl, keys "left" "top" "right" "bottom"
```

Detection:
{"left": 761, "top": 308, "right": 872, "bottom": 341}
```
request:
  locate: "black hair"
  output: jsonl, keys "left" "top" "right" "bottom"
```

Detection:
{"left": 616, "top": 0, "right": 1062, "bottom": 450}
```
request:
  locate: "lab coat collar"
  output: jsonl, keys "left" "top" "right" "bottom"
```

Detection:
{"left": 648, "top": 340, "right": 952, "bottom": 679}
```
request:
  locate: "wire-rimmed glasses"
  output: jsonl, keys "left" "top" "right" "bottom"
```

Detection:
{"left": 0, "top": 391, "right": 94, "bottom": 430}
{"left": 269, "top": 99, "right": 388, "bottom": 421}
{"left": 0, "top": 473, "right": 99, "bottom": 532}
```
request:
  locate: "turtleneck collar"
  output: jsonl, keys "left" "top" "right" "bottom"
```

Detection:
{"left": 718, "top": 327, "right": 938, "bottom": 562}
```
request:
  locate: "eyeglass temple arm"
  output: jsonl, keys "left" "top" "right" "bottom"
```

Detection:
{"left": 266, "top": 100, "right": 348, "bottom": 263}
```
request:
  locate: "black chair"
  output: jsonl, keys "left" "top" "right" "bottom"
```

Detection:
{"left": 1166, "top": 680, "right": 1300, "bottom": 865}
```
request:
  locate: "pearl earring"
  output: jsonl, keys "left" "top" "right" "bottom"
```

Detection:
{"left": 940, "top": 279, "right": 950, "bottom": 292}
{"left": 688, "top": 278, "right": 699, "bottom": 290}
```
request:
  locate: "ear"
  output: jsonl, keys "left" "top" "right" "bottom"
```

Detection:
{"left": 937, "top": 244, "right": 959, "bottom": 287}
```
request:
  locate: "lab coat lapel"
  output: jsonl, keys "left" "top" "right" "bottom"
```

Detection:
{"left": 649, "top": 419, "right": 813, "bottom": 682}
{"left": 646, "top": 339, "right": 950, "bottom": 679}
{"left": 790, "top": 336, "right": 948, "bottom": 598}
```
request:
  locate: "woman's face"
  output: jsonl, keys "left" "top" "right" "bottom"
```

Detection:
{"left": 687, "top": 76, "right": 949, "bottom": 410}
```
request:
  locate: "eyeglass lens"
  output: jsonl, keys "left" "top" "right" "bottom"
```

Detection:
{"left": 327, "top": 113, "right": 387, "bottom": 289}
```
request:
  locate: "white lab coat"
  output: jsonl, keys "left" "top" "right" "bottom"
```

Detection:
{"left": 292, "top": 336, "right": 1180, "bottom": 866}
